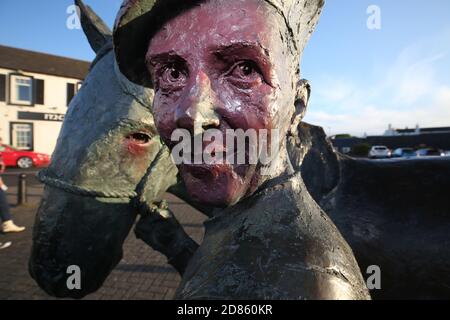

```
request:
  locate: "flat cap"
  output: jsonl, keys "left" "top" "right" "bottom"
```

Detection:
{"left": 113, "top": 0, "right": 324, "bottom": 87}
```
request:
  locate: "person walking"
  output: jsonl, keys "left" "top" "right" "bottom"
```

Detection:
{"left": 0, "top": 137, "right": 25, "bottom": 233}
{"left": 0, "top": 241, "right": 12, "bottom": 250}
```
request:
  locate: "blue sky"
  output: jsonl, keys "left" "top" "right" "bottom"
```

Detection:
{"left": 1, "top": 0, "right": 449, "bottom": 136}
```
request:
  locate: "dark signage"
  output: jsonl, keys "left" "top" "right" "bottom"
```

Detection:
{"left": 18, "top": 111, "right": 65, "bottom": 122}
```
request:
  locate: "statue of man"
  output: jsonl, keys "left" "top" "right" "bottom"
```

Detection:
{"left": 114, "top": 0, "right": 370, "bottom": 299}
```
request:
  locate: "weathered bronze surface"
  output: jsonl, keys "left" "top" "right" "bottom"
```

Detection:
{"left": 291, "top": 122, "right": 450, "bottom": 299}
{"left": 29, "top": 0, "right": 450, "bottom": 300}
{"left": 118, "top": 0, "right": 370, "bottom": 299}
{"left": 28, "top": 0, "right": 182, "bottom": 298}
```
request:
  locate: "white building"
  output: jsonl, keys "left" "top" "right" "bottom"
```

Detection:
{"left": 384, "top": 123, "right": 450, "bottom": 137}
{"left": 0, "top": 45, "right": 90, "bottom": 155}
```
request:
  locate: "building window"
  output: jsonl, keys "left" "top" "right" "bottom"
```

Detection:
{"left": 67, "top": 83, "right": 75, "bottom": 106}
{"left": 10, "top": 123, "right": 33, "bottom": 150}
{"left": 17, "top": 78, "right": 32, "bottom": 102}
{"left": 10, "top": 74, "right": 34, "bottom": 106}
{"left": 0, "top": 74, "right": 6, "bottom": 102}
{"left": 34, "top": 79, "right": 45, "bottom": 105}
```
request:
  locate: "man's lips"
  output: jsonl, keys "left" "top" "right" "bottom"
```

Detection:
{"left": 182, "top": 164, "right": 220, "bottom": 180}
{"left": 181, "top": 162, "right": 249, "bottom": 181}
{"left": 193, "top": 140, "right": 227, "bottom": 157}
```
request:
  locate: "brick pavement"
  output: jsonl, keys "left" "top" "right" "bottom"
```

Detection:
{"left": 0, "top": 183, "right": 206, "bottom": 300}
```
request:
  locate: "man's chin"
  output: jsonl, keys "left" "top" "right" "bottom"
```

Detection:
{"left": 188, "top": 190, "right": 235, "bottom": 207}
{"left": 180, "top": 165, "right": 246, "bottom": 207}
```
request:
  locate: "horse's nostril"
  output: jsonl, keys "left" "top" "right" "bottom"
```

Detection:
{"left": 126, "top": 132, "right": 151, "bottom": 144}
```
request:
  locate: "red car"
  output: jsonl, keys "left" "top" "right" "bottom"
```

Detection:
{"left": 0, "top": 144, "right": 51, "bottom": 169}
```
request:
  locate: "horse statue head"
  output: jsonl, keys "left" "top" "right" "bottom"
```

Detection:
{"left": 29, "top": 0, "right": 178, "bottom": 298}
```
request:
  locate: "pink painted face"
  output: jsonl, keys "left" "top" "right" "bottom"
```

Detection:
{"left": 146, "top": 0, "right": 296, "bottom": 206}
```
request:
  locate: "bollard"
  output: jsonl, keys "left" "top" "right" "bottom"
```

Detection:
{"left": 17, "top": 174, "right": 28, "bottom": 206}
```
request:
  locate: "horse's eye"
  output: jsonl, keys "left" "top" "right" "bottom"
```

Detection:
{"left": 126, "top": 132, "right": 151, "bottom": 144}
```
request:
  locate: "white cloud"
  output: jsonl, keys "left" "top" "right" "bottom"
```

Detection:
{"left": 314, "top": 77, "right": 356, "bottom": 103}
{"left": 304, "top": 31, "right": 450, "bottom": 136}
{"left": 306, "top": 93, "right": 450, "bottom": 136}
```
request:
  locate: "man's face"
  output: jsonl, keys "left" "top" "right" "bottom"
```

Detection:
{"left": 146, "top": 0, "right": 295, "bottom": 206}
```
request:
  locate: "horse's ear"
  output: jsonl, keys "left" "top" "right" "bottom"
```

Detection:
{"left": 75, "top": 0, "right": 112, "bottom": 54}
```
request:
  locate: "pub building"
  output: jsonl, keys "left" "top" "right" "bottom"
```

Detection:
{"left": 0, "top": 45, "right": 90, "bottom": 155}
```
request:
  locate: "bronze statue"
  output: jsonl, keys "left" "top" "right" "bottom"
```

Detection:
{"left": 29, "top": 0, "right": 450, "bottom": 300}
{"left": 114, "top": 0, "right": 370, "bottom": 299}
{"left": 28, "top": 0, "right": 193, "bottom": 298}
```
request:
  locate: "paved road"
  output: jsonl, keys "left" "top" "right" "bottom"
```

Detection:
{"left": 0, "top": 174, "right": 206, "bottom": 300}
{"left": 1, "top": 168, "right": 41, "bottom": 185}
{"left": 1, "top": 168, "right": 42, "bottom": 207}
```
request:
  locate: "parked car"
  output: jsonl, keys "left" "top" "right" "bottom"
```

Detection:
{"left": 392, "top": 148, "right": 417, "bottom": 158}
{"left": 369, "top": 146, "right": 391, "bottom": 159}
{"left": 415, "top": 148, "right": 445, "bottom": 157}
{"left": 0, "top": 144, "right": 50, "bottom": 169}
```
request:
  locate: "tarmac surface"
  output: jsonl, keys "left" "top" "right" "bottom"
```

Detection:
{"left": 0, "top": 169, "right": 206, "bottom": 300}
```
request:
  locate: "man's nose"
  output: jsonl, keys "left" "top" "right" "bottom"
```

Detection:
{"left": 175, "top": 71, "right": 220, "bottom": 133}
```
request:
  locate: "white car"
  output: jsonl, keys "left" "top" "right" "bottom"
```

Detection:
{"left": 369, "top": 146, "right": 391, "bottom": 159}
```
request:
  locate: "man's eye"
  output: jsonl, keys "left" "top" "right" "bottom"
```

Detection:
{"left": 167, "top": 67, "right": 181, "bottom": 80}
{"left": 160, "top": 64, "right": 187, "bottom": 87}
{"left": 228, "top": 61, "right": 263, "bottom": 84}
{"left": 239, "top": 62, "right": 256, "bottom": 76}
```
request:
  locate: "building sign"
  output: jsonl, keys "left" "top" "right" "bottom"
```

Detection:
{"left": 18, "top": 111, "right": 65, "bottom": 122}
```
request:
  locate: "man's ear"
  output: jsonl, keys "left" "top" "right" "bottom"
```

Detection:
{"left": 289, "top": 79, "right": 311, "bottom": 135}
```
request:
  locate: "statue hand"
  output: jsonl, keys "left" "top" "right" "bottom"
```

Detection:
{"left": 134, "top": 200, "right": 199, "bottom": 275}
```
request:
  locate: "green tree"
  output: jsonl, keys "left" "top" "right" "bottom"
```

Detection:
{"left": 352, "top": 143, "right": 371, "bottom": 157}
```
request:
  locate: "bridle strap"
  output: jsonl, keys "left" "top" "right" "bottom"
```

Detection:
{"left": 37, "top": 169, "right": 137, "bottom": 199}
{"left": 37, "top": 145, "right": 168, "bottom": 199}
